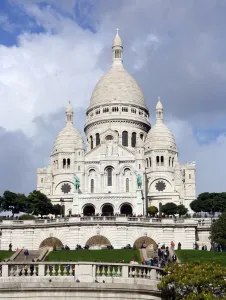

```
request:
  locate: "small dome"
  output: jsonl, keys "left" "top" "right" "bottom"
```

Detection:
{"left": 113, "top": 29, "right": 122, "bottom": 47}
{"left": 156, "top": 97, "right": 163, "bottom": 110}
{"left": 89, "top": 64, "right": 146, "bottom": 109}
{"left": 53, "top": 125, "right": 84, "bottom": 152}
{"left": 145, "top": 122, "right": 177, "bottom": 151}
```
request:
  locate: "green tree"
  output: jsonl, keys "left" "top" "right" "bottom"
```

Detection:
{"left": 190, "top": 193, "right": 226, "bottom": 214}
{"left": 210, "top": 211, "right": 226, "bottom": 248}
{"left": 0, "top": 191, "right": 27, "bottom": 216}
{"left": 158, "top": 262, "right": 226, "bottom": 299}
{"left": 52, "top": 204, "right": 62, "bottom": 217}
{"left": 177, "top": 204, "right": 188, "bottom": 217}
{"left": 27, "top": 190, "right": 53, "bottom": 217}
{"left": 161, "top": 202, "right": 177, "bottom": 216}
{"left": 147, "top": 206, "right": 158, "bottom": 217}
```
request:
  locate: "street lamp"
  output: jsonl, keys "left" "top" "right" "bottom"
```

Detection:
{"left": 60, "top": 198, "right": 64, "bottom": 218}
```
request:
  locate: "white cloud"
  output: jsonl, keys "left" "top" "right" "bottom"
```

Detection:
{"left": 0, "top": 5, "right": 104, "bottom": 136}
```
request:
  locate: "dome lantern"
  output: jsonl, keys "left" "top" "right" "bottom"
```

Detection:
{"left": 112, "top": 28, "right": 123, "bottom": 66}
{"left": 156, "top": 96, "right": 163, "bottom": 123}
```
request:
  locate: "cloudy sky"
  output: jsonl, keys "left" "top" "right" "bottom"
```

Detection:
{"left": 0, "top": 0, "right": 225, "bottom": 195}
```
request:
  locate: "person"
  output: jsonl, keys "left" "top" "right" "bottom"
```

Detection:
{"left": 178, "top": 242, "right": 181, "bottom": 250}
{"left": 172, "top": 254, "right": 177, "bottom": 262}
{"left": 24, "top": 249, "right": 29, "bottom": 259}
{"left": 171, "top": 241, "right": 175, "bottom": 251}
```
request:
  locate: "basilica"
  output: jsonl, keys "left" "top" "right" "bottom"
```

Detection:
{"left": 37, "top": 30, "right": 196, "bottom": 217}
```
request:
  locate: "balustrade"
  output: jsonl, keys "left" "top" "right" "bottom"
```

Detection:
{"left": 0, "top": 262, "right": 164, "bottom": 285}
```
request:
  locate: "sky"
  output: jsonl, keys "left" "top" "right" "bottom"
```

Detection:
{"left": 0, "top": 0, "right": 225, "bottom": 195}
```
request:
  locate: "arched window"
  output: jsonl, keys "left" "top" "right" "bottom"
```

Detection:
{"left": 161, "top": 156, "right": 164, "bottom": 166}
{"left": 106, "top": 167, "right": 113, "bottom": 186}
{"left": 90, "top": 136, "right": 93, "bottom": 149}
{"left": 67, "top": 158, "right": 70, "bottom": 168}
{"left": 126, "top": 178, "right": 129, "bottom": 192}
{"left": 140, "top": 133, "right": 144, "bottom": 140}
{"left": 149, "top": 157, "right": 151, "bottom": 167}
{"left": 63, "top": 158, "right": 66, "bottom": 169}
{"left": 189, "top": 174, "right": 191, "bottom": 179}
{"left": 156, "top": 156, "right": 160, "bottom": 166}
{"left": 96, "top": 133, "right": 100, "bottom": 146}
{"left": 131, "top": 132, "right": 136, "bottom": 147}
{"left": 122, "top": 131, "right": 128, "bottom": 146}
{"left": 146, "top": 158, "right": 149, "bottom": 167}
{"left": 169, "top": 157, "right": 171, "bottom": 167}
{"left": 78, "top": 166, "right": 80, "bottom": 171}
{"left": 115, "top": 49, "right": 121, "bottom": 58}
{"left": 91, "top": 179, "right": 94, "bottom": 193}
{"left": 172, "top": 157, "right": 174, "bottom": 167}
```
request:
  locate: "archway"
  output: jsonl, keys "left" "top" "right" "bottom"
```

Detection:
{"left": 102, "top": 204, "right": 114, "bottom": 216}
{"left": 86, "top": 235, "right": 111, "bottom": 249}
{"left": 39, "top": 237, "right": 63, "bottom": 249}
{"left": 133, "top": 236, "right": 157, "bottom": 250}
{"left": 120, "top": 204, "right": 133, "bottom": 216}
{"left": 83, "top": 204, "right": 95, "bottom": 216}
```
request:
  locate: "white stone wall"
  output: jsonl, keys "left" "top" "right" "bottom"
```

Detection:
{"left": 0, "top": 219, "right": 204, "bottom": 251}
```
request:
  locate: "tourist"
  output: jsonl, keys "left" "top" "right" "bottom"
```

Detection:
{"left": 172, "top": 254, "right": 177, "bottom": 262}
{"left": 24, "top": 249, "right": 29, "bottom": 259}
{"left": 178, "top": 242, "right": 181, "bottom": 250}
{"left": 171, "top": 241, "right": 175, "bottom": 251}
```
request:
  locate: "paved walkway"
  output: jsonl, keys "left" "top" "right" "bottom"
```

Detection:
{"left": 13, "top": 250, "right": 42, "bottom": 262}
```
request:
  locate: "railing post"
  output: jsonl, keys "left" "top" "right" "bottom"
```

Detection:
{"left": 121, "top": 265, "right": 128, "bottom": 278}
{"left": 150, "top": 268, "right": 156, "bottom": 280}
{"left": 2, "top": 265, "right": 9, "bottom": 277}
{"left": 39, "top": 264, "right": 45, "bottom": 276}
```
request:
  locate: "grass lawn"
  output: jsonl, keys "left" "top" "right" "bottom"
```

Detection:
{"left": 45, "top": 249, "right": 141, "bottom": 263}
{"left": 176, "top": 250, "right": 226, "bottom": 266}
{"left": 0, "top": 251, "right": 14, "bottom": 261}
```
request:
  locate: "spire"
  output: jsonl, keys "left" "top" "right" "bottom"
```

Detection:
{"left": 112, "top": 28, "right": 123, "bottom": 66}
{"left": 156, "top": 96, "right": 163, "bottom": 123}
{"left": 66, "top": 101, "right": 73, "bottom": 125}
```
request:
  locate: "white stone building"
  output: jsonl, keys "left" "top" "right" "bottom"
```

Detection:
{"left": 37, "top": 30, "right": 196, "bottom": 216}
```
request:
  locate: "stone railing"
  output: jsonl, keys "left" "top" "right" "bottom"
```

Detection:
{"left": 0, "top": 217, "right": 204, "bottom": 227}
{"left": 0, "top": 262, "right": 164, "bottom": 286}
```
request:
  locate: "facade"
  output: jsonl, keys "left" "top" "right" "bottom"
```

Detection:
{"left": 37, "top": 30, "right": 196, "bottom": 216}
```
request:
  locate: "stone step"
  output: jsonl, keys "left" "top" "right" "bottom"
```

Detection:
{"left": 13, "top": 250, "right": 42, "bottom": 262}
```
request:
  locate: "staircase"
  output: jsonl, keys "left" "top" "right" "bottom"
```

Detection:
{"left": 13, "top": 250, "right": 42, "bottom": 262}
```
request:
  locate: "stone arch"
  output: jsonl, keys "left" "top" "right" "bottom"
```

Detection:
{"left": 85, "top": 235, "right": 111, "bottom": 249}
{"left": 120, "top": 203, "right": 133, "bottom": 215}
{"left": 83, "top": 203, "right": 95, "bottom": 216}
{"left": 133, "top": 236, "right": 157, "bottom": 250}
{"left": 101, "top": 203, "right": 114, "bottom": 216}
{"left": 39, "top": 237, "right": 63, "bottom": 249}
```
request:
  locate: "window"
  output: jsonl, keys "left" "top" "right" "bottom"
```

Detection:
{"left": 67, "top": 158, "right": 70, "bottom": 168}
{"left": 63, "top": 158, "right": 66, "bottom": 169}
{"left": 106, "top": 167, "right": 113, "bottom": 186}
{"left": 78, "top": 166, "right": 80, "bottom": 171}
{"left": 140, "top": 133, "right": 144, "bottom": 140}
{"left": 169, "top": 157, "right": 171, "bottom": 167}
{"left": 103, "top": 107, "right": 109, "bottom": 113}
{"left": 126, "top": 178, "right": 129, "bottom": 192}
{"left": 122, "top": 131, "right": 128, "bottom": 146}
{"left": 189, "top": 174, "right": 191, "bottom": 179}
{"left": 131, "top": 108, "right": 136, "bottom": 114}
{"left": 172, "top": 157, "right": 174, "bottom": 167}
{"left": 90, "top": 136, "right": 93, "bottom": 149}
{"left": 41, "top": 178, "right": 43, "bottom": 183}
{"left": 115, "top": 49, "right": 121, "bottom": 58}
{"left": 78, "top": 151, "right": 80, "bottom": 156}
{"left": 122, "top": 107, "right": 128, "bottom": 112}
{"left": 131, "top": 132, "right": 136, "bottom": 147}
{"left": 149, "top": 157, "right": 151, "bottom": 167}
{"left": 161, "top": 156, "right": 164, "bottom": 166}
{"left": 156, "top": 156, "right": 160, "bottom": 166}
{"left": 139, "top": 164, "right": 141, "bottom": 169}
{"left": 91, "top": 179, "right": 94, "bottom": 193}
{"left": 96, "top": 133, "right": 100, "bottom": 146}
{"left": 146, "top": 158, "right": 149, "bottom": 167}
{"left": 112, "top": 107, "right": 119, "bottom": 112}
{"left": 106, "top": 135, "right": 113, "bottom": 140}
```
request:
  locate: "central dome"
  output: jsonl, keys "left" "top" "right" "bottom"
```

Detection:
{"left": 89, "top": 64, "right": 146, "bottom": 109}
{"left": 88, "top": 29, "right": 147, "bottom": 111}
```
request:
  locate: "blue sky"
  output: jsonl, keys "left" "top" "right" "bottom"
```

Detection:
{"left": 0, "top": 0, "right": 226, "bottom": 194}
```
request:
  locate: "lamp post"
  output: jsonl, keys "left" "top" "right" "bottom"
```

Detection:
{"left": 60, "top": 198, "right": 64, "bottom": 218}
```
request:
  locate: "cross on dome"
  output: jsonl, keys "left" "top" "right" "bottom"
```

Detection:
{"left": 116, "top": 28, "right": 119, "bottom": 34}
